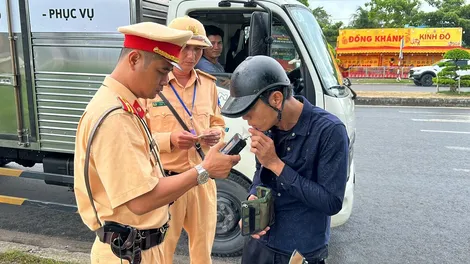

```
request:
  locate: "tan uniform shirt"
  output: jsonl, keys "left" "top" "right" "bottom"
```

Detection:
{"left": 74, "top": 76, "right": 168, "bottom": 232}
{"left": 146, "top": 69, "right": 225, "bottom": 172}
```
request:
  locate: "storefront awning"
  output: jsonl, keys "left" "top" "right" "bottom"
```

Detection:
{"left": 336, "top": 46, "right": 466, "bottom": 55}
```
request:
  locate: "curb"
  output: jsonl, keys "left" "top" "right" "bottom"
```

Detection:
{"left": 356, "top": 97, "right": 470, "bottom": 107}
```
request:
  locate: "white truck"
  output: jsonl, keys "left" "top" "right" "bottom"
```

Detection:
{"left": 409, "top": 58, "right": 470, "bottom": 86}
{"left": 0, "top": 0, "right": 357, "bottom": 257}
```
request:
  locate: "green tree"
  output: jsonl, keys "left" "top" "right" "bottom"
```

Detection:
{"left": 443, "top": 48, "right": 470, "bottom": 60}
{"left": 424, "top": 0, "right": 464, "bottom": 9}
{"left": 418, "top": 0, "right": 470, "bottom": 47}
{"left": 322, "top": 22, "right": 344, "bottom": 48}
{"left": 435, "top": 48, "right": 470, "bottom": 92}
{"left": 349, "top": 0, "right": 422, "bottom": 28}
{"left": 296, "top": 0, "right": 309, "bottom": 7}
{"left": 296, "top": 1, "right": 344, "bottom": 48}
{"left": 349, "top": 6, "right": 380, "bottom": 28}
{"left": 312, "top": 7, "right": 331, "bottom": 26}
{"left": 310, "top": 6, "right": 343, "bottom": 48}
{"left": 366, "top": 0, "right": 422, "bottom": 28}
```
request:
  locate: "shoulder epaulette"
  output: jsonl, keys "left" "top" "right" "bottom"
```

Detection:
{"left": 195, "top": 69, "right": 217, "bottom": 81}
{"left": 116, "top": 96, "right": 145, "bottom": 119}
{"left": 117, "top": 96, "right": 135, "bottom": 115}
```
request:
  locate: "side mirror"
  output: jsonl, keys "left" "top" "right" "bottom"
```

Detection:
{"left": 249, "top": 11, "right": 272, "bottom": 56}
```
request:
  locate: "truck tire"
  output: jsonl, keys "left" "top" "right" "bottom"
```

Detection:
{"left": 16, "top": 160, "right": 35, "bottom": 167}
{"left": 420, "top": 73, "right": 434, "bottom": 86}
{"left": 413, "top": 80, "right": 422, "bottom": 86}
{"left": 0, "top": 158, "right": 10, "bottom": 167}
{"left": 212, "top": 171, "right": 251, "bottom": 257}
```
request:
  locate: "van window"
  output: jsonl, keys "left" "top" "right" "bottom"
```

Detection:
{"left": 242, "top": 24, "right": 300, "bottom": 73}
{"left": 286, "top": 6, "right": 341, "bottom": 92}
{"left": 271, "top": 25, "right": 299, "bottom": 73}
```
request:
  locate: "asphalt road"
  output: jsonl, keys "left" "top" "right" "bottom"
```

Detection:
{"left": 352, "top": 83, "right": 470, "bottom": 92}
{"left": 1, "top": 106, "right": 470, "bottom": 264}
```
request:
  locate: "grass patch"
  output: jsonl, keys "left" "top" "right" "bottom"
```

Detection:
{"left": 437, "top": 91, "right": 470, "bottom": 97}
{"left": 0, "top": 250, "right": 78, "bottom": 264}
{"left": 351, "top": 78, "right": 413, "bottom": 84}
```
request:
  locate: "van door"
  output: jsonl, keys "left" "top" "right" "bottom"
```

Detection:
{"left": 0, "top": 0, "right": 23, "bottom": 144}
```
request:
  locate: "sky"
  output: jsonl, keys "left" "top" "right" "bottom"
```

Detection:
{"left": 307, "top": 0, "right": 445, "bottom": 26}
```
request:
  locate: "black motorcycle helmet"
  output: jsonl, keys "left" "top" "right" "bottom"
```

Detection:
{"left": 221, "top": 55, "right": 291, "bottom": 119}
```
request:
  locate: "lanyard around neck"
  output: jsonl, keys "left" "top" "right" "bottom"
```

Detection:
{"left": 168, "top": 82, "right": 197, "bottom": 119}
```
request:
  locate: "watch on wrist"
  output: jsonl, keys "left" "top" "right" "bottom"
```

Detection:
{"left": 195, "top": 164, "right": 209, "bottom": 185}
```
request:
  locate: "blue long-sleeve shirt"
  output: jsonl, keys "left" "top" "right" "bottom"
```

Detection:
{"left": 249, "top": 96, "right": 349, "bottom": 257}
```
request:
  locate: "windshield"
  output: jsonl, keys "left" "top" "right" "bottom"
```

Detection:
{"left": 286, "top": 5, "right": 341, "bottom": 91}
{"left": 432, "top": 59, "right": 447, "bottom": 66}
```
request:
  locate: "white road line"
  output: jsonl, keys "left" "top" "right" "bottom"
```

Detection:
{"left": 446, "top": 146, "right": 470, "bottom": 151}
{"left": 357, "top": 105, "right": 470, "bottom": 110}
{"left": 421, "top": 130, "right": 470, "bottom": 134}
{"left": 453, "top": 168, "right": 470, "bottom": 173}
{"left": 400, "top": 111, "right": 470, "bottom": 115}
{"left": 412, "top": 118, "right": 470, "bottom": 123}
{"left": 408, "top": 114, "right": 470, "bottom": 118}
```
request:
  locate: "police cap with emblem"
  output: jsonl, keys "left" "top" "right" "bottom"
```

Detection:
{"left": 168, "top": 16, "right": 212, "bottom": 48}
{"left": 118, "top": 22, "right": 193, "bottom": 70}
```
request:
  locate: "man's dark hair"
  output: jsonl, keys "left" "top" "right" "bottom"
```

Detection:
{"left": 261, "top": 85, "right": 293, "bottom": 100}
{"left": 119, "top": 47, "right": 161, "bottom": 68}
{"left": 205, "top": 25, "right": 224, "bottom": 39}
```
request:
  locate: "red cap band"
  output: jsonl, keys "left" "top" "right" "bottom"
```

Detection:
{"left": 123, "top": 34, "right": 181, "bottom": 62}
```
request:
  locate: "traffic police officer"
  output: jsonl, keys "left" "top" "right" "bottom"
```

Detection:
{"left": 74, "top": 22, "right": 240, "bottom": 264}
{"left": 145, "top": 16, "right": 224, "bottom": 264}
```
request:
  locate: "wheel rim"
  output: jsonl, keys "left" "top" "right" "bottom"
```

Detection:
{"left": 215, "top": 190, "right": 241, "bottom": 242}
{"left": 423, "top": 75, "right": 433, "bottom": 85}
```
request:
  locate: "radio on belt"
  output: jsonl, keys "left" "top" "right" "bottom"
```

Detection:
{"left": 220, "top": 133, "right": 247, "bottom": 155}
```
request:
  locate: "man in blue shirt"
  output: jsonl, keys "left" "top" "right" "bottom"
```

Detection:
{"left": 195, "top": 25, "right": 225, "bottom": 73}
{"left": 221, "top": 56, "right": 349, "bottom": 264}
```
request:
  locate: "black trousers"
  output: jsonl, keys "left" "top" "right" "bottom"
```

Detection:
{"left": 241, "top": 238, "right": 327, "bottom": 264}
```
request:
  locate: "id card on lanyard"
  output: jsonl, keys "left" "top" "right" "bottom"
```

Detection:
{"left": 168, "top": 82, "right": 197, "bottom": 135}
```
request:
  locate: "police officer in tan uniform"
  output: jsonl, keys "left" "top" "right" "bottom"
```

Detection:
{"left": 145, "top": 16, "right": 223, "bottom": 264}
{"left": 73, "top": 22, "right": 240, "bottom": 264}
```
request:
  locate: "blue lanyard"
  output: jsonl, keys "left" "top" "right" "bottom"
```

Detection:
{"left": 168, "top": 82, "right": 197, "bottom": 119}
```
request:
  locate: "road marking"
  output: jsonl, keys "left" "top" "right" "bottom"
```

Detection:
{"left": 399, "top": 111, "right": 470, "bottom": 115}
{"left": 412, "top": 118, "right": 470, "bottom": 123}
{"left": 0, "top": 194, "right": 78, "bottom": 212}
{"left": 0, "top": 195, "right": 25, "bottom": 205}
{"left": 446, "top": 146, "right": 470, "bottom": 151}
{"left": 357, "top": 105, "right": 470, "bottom": 110}
{"left": 0, "top": 167, "right": 22, "bottom": 177}
{"left": 421, "top": 130, "right": 470, "bottom": 134}
{"left": 454, "top": 168, "right": 470, "bottom": 173}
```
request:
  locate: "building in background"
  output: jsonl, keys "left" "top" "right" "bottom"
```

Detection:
{"left": 336, "top": 27, "right": 464, "bottom": 67}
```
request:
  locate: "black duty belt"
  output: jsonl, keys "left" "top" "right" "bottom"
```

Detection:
{"left": 96, "top": 221, "right": 169, "bottom": 250}
{"left": 164, "top": 170, "right": 180, "bottom": 176}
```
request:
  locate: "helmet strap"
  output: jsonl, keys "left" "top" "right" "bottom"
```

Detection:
{"left": 260, "top": 87, "right": 287, "bottom": 122}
